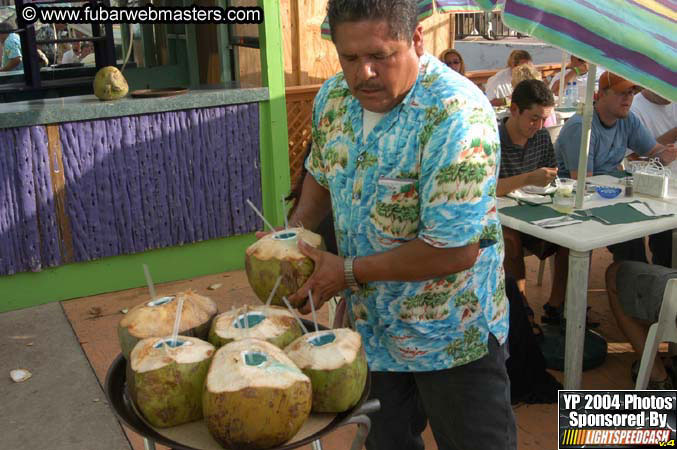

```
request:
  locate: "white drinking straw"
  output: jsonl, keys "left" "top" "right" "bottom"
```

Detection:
{"left": 264, "top": 276, "right": 283, "bottom": 318}
{"left": 246, "top": 198, "right": 276, "bottom": 232}
{"left": 170, "top": 296, "right": 185, "bottom": 350}
{"left": 143, "top": 264, "right": 156, "bottom": 299}
{"left": 282, "top": 195, "right": 289, "bottom": 230}
{"left": 308, "top": 290, "right": 319, "bottom": 333}
{"left": 281, "top": 297, "right": 309, "bottom": 334}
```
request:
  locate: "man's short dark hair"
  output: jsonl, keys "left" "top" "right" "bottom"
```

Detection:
{"left": 0, "top": 22, "right": 15, "bottom": 34}
{"left": 511, "top": 79, "right": 555, "bottom": 112}
{"left": 327, "top": 0, "right": 418, "bottom": 42}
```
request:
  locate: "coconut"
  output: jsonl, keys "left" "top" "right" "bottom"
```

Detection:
{"left": 93, "top": 66, "right": 129, "bottom": 100}
{"left": 208, "top": 305, "right": 302, "bottom": 349}
{"left": 285, "top": 328, "right": 367, "bottom": 413}
{"left": 203, "top": 338, "right": 312, "bottom": 449}
{"left": 245, "top": 228, "right": 323, "bottom": 308}
{"left": 128, "top": 336, "right": 214, "bottom": 428}
{"left": 118, "top": 290, "right": 217, "bottom": 359}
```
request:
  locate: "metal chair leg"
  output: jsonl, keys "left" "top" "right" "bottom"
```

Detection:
{"left": 311, "top": 440, "right": 324, "bottom": 450}
{"left": 143, "top": 438, "right": 156, "bottom": 450}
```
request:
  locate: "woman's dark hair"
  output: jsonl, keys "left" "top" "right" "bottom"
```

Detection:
{"left": 511, "top": 79, "right": 555, "bottom": 113}
{"left": 327, "top": 0, "right": 418, "bottom": 42}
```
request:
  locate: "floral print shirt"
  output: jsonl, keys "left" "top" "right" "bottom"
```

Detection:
{"left": 2, "top": 33, "right": 23, "bottom": 71}
{"left": 306, "top": 53, "right": 508, "bottom": 372}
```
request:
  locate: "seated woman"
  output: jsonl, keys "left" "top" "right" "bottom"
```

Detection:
{"left": 439, "top": 48, "right": 465, "bottom": 76}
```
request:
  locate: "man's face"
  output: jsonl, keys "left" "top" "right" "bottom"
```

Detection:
{"left": 333, "top": 20, "right": 424, "bottom": 113}
{"left": 0, "top": 33, "right": 7, "bottom": 44}
{"left": 598, "top": 87, "right": 638, "bottom": 119}
{"left": 510, "top": 103, "right": 553, "bottom": 139}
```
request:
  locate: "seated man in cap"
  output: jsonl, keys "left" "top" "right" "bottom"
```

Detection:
{"left": 555, "top": 72, "right": 677, "bottom": 262}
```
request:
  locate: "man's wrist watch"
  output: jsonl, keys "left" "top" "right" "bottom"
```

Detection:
{"left": 343, "top": 257, "right": 360, "bottom": 292}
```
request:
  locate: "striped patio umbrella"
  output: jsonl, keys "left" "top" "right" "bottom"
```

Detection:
{"left": 321, "top": 0, "right": 501, "bottom": 40}
{"left": 501, "top": 0, "right": 676, "bottom": 103}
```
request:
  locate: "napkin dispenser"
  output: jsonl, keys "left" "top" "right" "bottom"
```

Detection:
{"left": 632, "top": 159, "right": 670, "bottom": 198}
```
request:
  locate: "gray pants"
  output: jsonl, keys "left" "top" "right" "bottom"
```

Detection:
{"left": 365, "top": 334, "right": 517, "bottom": 450}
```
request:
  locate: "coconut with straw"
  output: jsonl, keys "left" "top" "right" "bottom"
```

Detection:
{"left": 117, "top": 266, "right": 217, "bottom": 359}
{"left": 244, "top": 198, "right": 324, "bottom": 308}
{"left": 203, "top": 338, "right": 312, "bottom": 449}
{"left": 283, "top": 291, "right": 368, "bottom": 413}
{"left": 127, "top": 295, "right": 215, "bottom": 428}
{"left": 208, "top": 278, "right": 303, "bottom": 349}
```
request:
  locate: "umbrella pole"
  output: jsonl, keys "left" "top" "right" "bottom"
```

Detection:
{"left": 558, "top": 51, "right": 568, "bottom": 106}
{"left": 574, "top": 64, "right": 597, "bottom": 209}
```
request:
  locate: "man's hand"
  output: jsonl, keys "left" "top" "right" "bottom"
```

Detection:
{"left": 659, "top": 144, "right": 677, "bottom": 165}
{"left": 287, "top": 240, "right": 347, "bottom": 314}
{"left": 527, "top": 167, "right": 558, "bottom": 186}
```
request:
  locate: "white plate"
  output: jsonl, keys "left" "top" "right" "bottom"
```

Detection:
{"left": 521, "top": 185, "right": 557, "bottom": 195}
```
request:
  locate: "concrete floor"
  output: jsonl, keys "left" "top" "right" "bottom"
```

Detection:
{"left": 3, "top": 248, "right": 644, "bottom": 450}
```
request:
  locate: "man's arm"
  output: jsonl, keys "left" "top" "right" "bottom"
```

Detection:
{"left": 354, "top": 240, "right": 479, "bottom": 283}
{"left": 288, "top": 172, "right": 332, "bottom": 231}
{"left": 1, "top": 56, "right": 21, "bottom": 72}
{"left": 656, "top": 127, "right": 677, "bottom": 146}
{"left": 647, "top": 143, "right": 677, "bottom": 165}
{"left": 496, "top": 167, "right": 558, "bottom": 196}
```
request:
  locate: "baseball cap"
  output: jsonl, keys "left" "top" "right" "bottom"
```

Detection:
{"left": 598, "top": 71, "right": 639, "bottom": 93}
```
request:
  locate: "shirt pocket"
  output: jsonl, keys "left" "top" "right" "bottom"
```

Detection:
{"left": 369, "top": 176, "right": 420, "bottom": 241}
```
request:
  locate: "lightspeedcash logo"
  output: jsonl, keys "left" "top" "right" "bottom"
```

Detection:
{"left": 19, "top": 3, "right": 263, "bottom": 25}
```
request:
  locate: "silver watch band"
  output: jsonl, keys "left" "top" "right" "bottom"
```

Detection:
{"left": 344, "top": 257, "right": 360, "bottom": 291}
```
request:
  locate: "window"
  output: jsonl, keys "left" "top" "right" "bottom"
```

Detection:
{"left": 1, "top": 0, "right": 116, "bottom": 98}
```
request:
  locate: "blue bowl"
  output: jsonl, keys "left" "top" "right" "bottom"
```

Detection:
{"left": 595, "top": 186, "right": 622, "bottom": 199}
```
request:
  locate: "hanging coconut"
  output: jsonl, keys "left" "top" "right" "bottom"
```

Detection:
{"left": 203, "top": 338, "right": 312, "bottom": 449}
{"left": 208, "top": 305, "right": 303, "bottom": 349}
{"left": 118, "top": 290, "right": 217, "bottom": 359}
{"left": 128, "top": 336, "right": 215, "bottom": 428}
{"left": 285, "top": 328, "right": 367, "bottom": 413}
{"left": 245, "top": 228, "right": 323, "bottom": 308}
{"left": 93, "top": 66, "right": 129, "bottom": 100}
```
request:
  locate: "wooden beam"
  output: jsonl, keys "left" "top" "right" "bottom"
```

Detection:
{"left": 45, "top": 125, "right": 74, "bottom": 264}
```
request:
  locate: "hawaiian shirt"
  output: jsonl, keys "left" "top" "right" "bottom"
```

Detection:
{"left": 2, "top": 33, "right": 23, "bottom": 71}
{"left": 306, "top": 53, "right": 508, "bottom": 372}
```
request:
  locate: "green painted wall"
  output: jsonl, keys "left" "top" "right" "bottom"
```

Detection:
{"left": 0, "top": 234, "right": 255, "bottom": 313}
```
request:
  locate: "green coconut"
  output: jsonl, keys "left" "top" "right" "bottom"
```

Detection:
{"left": 118, "top": 290, "right": 217, "bottom": 359}
{"left": 203, "top": 338, "right": 312, "bottom": 449}
{"left": 93, "top": 66, "right": 129, "bottom": 100}
{"left": 129, "top": 336, "right": 215, "bottom": 428}
{"left": 208, "top": 304, "right": 303, "bottom": 349}
{"left": 245, "top": 228, "right": 323, "bottom": 308}
{"left": 285, "top": 328, "right": 367, "bottom": 413}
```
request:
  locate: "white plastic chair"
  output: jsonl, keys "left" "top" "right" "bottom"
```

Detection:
{"left": 634, "top": 279, "right": 677, "bottom": 389}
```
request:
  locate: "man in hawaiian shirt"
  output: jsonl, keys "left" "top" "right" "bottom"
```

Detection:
{"left": 0, "top": 22, "right": 23, "bottom": 72}
{"left": 280, "top": 1, "right": 513, "bottom": 449}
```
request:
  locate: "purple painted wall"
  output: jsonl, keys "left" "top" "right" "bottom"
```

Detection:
{"left": 0, "top": 103, "right": 262, "bottom": 276}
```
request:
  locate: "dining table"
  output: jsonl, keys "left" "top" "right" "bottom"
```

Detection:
{"left": 498, "top": 175, "right": 677, "bottom": 389}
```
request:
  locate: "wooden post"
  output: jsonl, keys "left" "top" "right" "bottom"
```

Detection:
{"left": 45, "top": 125, "right": 74, "bottom": 264}
{"left": 258, "top": 0, "right": 291, "bottom": 227}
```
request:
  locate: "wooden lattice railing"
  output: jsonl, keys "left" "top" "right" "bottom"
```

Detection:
{"left": 286, "top": 85, "right": 318, "bottom": 189}
{"left": 285, "top": 63, "right": 564, "bottom": 187}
